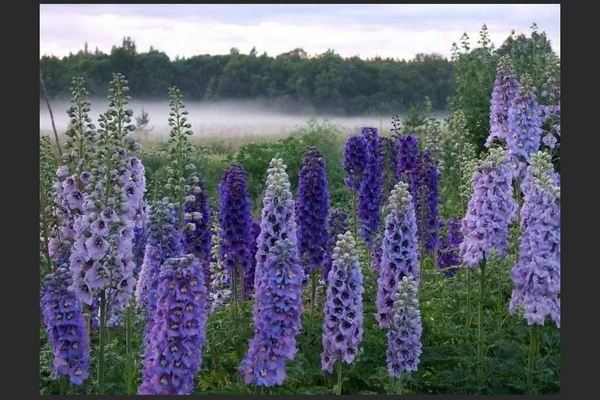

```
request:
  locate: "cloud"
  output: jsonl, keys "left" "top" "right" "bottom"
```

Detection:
{"left": 40, "top": 4, "right": 560, "bottom": 60}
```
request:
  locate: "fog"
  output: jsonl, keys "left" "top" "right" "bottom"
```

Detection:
{"left": 40, "top": 99, "right": 448, "bottom": 139}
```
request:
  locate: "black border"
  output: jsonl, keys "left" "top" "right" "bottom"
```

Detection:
{"left": 7, "top": 1, "right": 595, "bottom": 399}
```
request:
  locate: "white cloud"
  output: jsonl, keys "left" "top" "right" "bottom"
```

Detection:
{"left": 40, "top": 4, "right": 560, "bottom": 60}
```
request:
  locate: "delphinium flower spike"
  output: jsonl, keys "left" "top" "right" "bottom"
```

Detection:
{"left": 423, "top": 116, "right": 444, "bottom": 171}
{"left": 358, "top": 127, "right": 384, "bottom": 246}
{"left": 321, "top": 232, "right": 364, "bottom": 395}
{"left": 486, "top": 55, "right": 520, "bottom": 147}
{"left": 207, "top": 221, "right": 231, "bottom": 314}
{"left": 509, "top": 151, "right": 560, "bottom": 327}
{"left": 539, "top": 54, "right": 560, "bottom": 149}
{"left": 40, "top": 136, "right": 59, "bottom": 268}
{"left": 343, "top": 135, "right": 368, "bottom": 192}
{"left": 386, "top": 276, "right": 422, "bottom": 380}
{"left": 239, "top": 158, "right": 302, "bottom": 386}
{"left": 376, "top": 181, "right": 420, "bottom": 328}
{"left": 322, "top": 208, "right": 349, "bottom": 280}
{"left": 218, "top": 164, "right": 254, "bottom": 300}
{"left": 395, "top": 134, "right": 420, "bottom": 197}
{"left": 138, "top": 255, "right": 207, "bottom": 395}
{"left": 506, "top": 74, "right": 543, "bottom": 179}
{"left": 182, "top": 173, "right": 212, "bottom": 289}
{"left": 41, "top": 267, "right": 91, "bottom": 385}
{"left": 239, "top": 238, "right": 304, "bottom": 387}
{"left": 459, "top": 147, "right": 516, "bottom": 268}
{"left": 414, "top": 150, "right": 440, "bottom": 255}
{"left": 436, "top": 217, "right": 463, "bottom": 277}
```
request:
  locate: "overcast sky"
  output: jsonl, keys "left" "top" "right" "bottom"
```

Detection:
{"left": 40, "top": 4, "right": 560, "bottom": 60}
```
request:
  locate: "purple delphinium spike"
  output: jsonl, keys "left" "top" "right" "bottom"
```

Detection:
{"left": 506, "top": 74, "right": 543, "bottom": 179}
{"left": 436, "top": 217, "right": 463, "bottom": 277}
{"left": 135, "top": 200, "right": 182, "bottom": 317}
{"left": 386, "top": 276, "right": 422, "bottom": 378}
{"left": 540, "top": 55, "right": 560, "bottom": 149}
{"left": 343, "top": 135, "right": 368, "bottom": 191}
{"left": 459, "top": 148, "right": 517, "bottom": 268}
{"left": 239, "top": 238, "right": 304, "bottom": 387}
{"left": 509, "top": 152, "right": 560, "bottom": 327}
{"left": 182, "top": 174, "right": 212, "bottom": 290}
{"left": 486, "top": 55, "right": 520, "bottom": 147}
{"left": 133, "top": 226, "right": 146, "bottom": 278}
{"left": 376, "top": 181, "right": 420, "bottom": 329}
{"left": 358, "top": 127, "right": 384, "bottom": 246}
{"left": 218, "top": 164, "right": 254, "bottom": 298}
{"left": 297, "top": 146, "right": 330, "bottom": 275}
{"left": 322, "top": 208, "right": 349, "bottom": 280}
{"left": 321, "top": 232, "right": 364, "bottom": 372}
{"left": 395, "top": 134, "right": 420, "bottom": 195}
{"left": 414, "top": 150, "right": 440, "bottom": 254}
{"left": 41, "top": 267, "right": 91, "bottom": 385}
{"left": 253, "top": 158, "right": 297, "bottom": 286}
{"left": 138, "top": 255, "right": 207, "bottom": 395}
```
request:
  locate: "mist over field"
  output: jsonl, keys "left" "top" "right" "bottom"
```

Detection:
{"left": 40, "top": 99, "right": 449, "bottom": 139}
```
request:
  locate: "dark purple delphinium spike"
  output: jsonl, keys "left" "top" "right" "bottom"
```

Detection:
{"left": 381, "top": 136, "right": 399, "bottom": 197}
{"left": 395, "top": 134, "right": 420, "bottom": 195}
{"left": 506, "top": 74, "right": 543, "bottom": 179}
{"left": 218, "top": 164, "right": 254, "bottom": 299}
{"left": 41, "top": 267, "right": 91, "bottom": 385}
{"left": 239, "top": 238, "right": 304, "bottom": 386}
{"left": 322, "top": 208, "right": 349, "bottom": 280}
{"left": 486, "top": 55, "right": 520, "bottom": 147}
{"left": 296, "top": 146, "right": 330, "bottom": 275}
{"left": 321, "top": 232, "right": 364, "bottom": 372}
{"left": 182, "top": 174, "right": 212, "bottom": 290}
{"left": 358, "top": 127, "right": 384, "bottom": 246}
{"left": 343, "top": 135, "right": 368, "bottom": 192}
{"left": 436, "top": 217, "right": 462, "bottom": 277}
{"left": 376, "top": 182, "right": 420, "bottom": 329}
{"left": 509, "top": 152, "right": 560, "bottom": 327}
{"left": 386, "top": 276, "right": 422, "bottom": 378}
{"left": 135, "top": 199, "right": 182, "bottom": 343}
{"left": 138, "top": 255, "right": 207, "bottom": 395}
{"left": 414, "top": 150, "right": 440, "bottom": 254}
{"left": 460, "top": 148, "right": 516, "bottom": 268}
{"left": 132, "top": 226, "right": 146, "bottom": 278}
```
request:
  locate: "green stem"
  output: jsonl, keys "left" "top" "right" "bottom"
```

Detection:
{"left": 336, "top": 358, "right": 343, "bottom": 395}
{"left": 97, "top": 290, "right": 107, "bottom": 394}
{"left": 398, "top": 375, "right": 403, "bottom": 395}
{"left": 310, "top": 271, "right": 317, "bottom": 331}
{"left": 527, "top": 325, "right": 540, "bottom": 393}
{"left": 352, "top": 192, "right": 358, "bottom": 240}
{"left": 125, "top": 305, "right": 133, "bottom": 393}
{"left": 477, "top": 261, "right": 486, "bottom": 387}
{"left": 466, "top": 268, "right": 472, "bottom": 327}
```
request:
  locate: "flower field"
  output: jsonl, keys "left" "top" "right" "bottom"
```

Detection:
{"left": 39, "top": 51, "right": 560, "bottom": 395}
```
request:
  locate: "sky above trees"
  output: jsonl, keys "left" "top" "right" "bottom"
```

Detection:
{"left": 40, "top": 4, "right": 560, "bottom": 60}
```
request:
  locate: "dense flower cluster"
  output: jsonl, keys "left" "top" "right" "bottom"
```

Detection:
{"left": 218, "top": 164, "right": 254, "bottom": 298}
{"left": 133, "top": 226, "right": 146, "bottom": 277}
{"left": 182, "top": 174, "right": 212, "bottom": 289}
{"left": 376, "top": 182, "right": 420, "bottom": 328}
{"left": 540, "top": 54, "right": 561, "bottom": 149}
{"left": 395, "top": 134, "right": 420, "bottom": 196}
{"left": 135, "top": 200, "right": 182, "bottom": 315}
{"left": 459, "top": 148, "right": 516, "bottom": 268}
{"left": 41, "top": 267, "right": 91, "bottom": 385}
{"left": 296, "top": 146, "right": 330, "bottom": 274}
{"left": 506, "top": 74, "right": 543, "bottom": 178}
{"left": 343, "top": 134, "right": 368, "bottom": 191}
{"left": 486, "top": 55, "right": 520, "bottom": 147}
{"left": 386, "top": 276, "right": 422, "bottom": 378}
{"left": 322, "top": 208, "right": 349, "bottom": 280}
{"left": 509, "top": 152, "right": 560, "bottom": 327}
{"left": 381, "top": 136, "right": 400, "bottom": 197}
{"left": 423, "top": 117, "right": 444, "bottom": 170}
{"left": 207, "top": 222, "right": 231, "bottom": 314}
{"left": 415, "top": 150, "right": 440, "bottom": 253}
{"left": 436, "top": 217, "right": 462, "bottom": 277}
{"left": 321, "top": 232, "right": 364, "bottom": 372}
{"left": 139, "top": 255, "right": 207, "bottom": 395}
{"left": 254, "top": 158, "right": 297, "bottom": 284}
{"left": 68, "top": 74, "right": 142, "bottom": 320}
{"left": 239, "top": 239, "right": 304, "bottom": 386}
{"left": 358, "top": 127, "right": 384, "bottom": 246}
